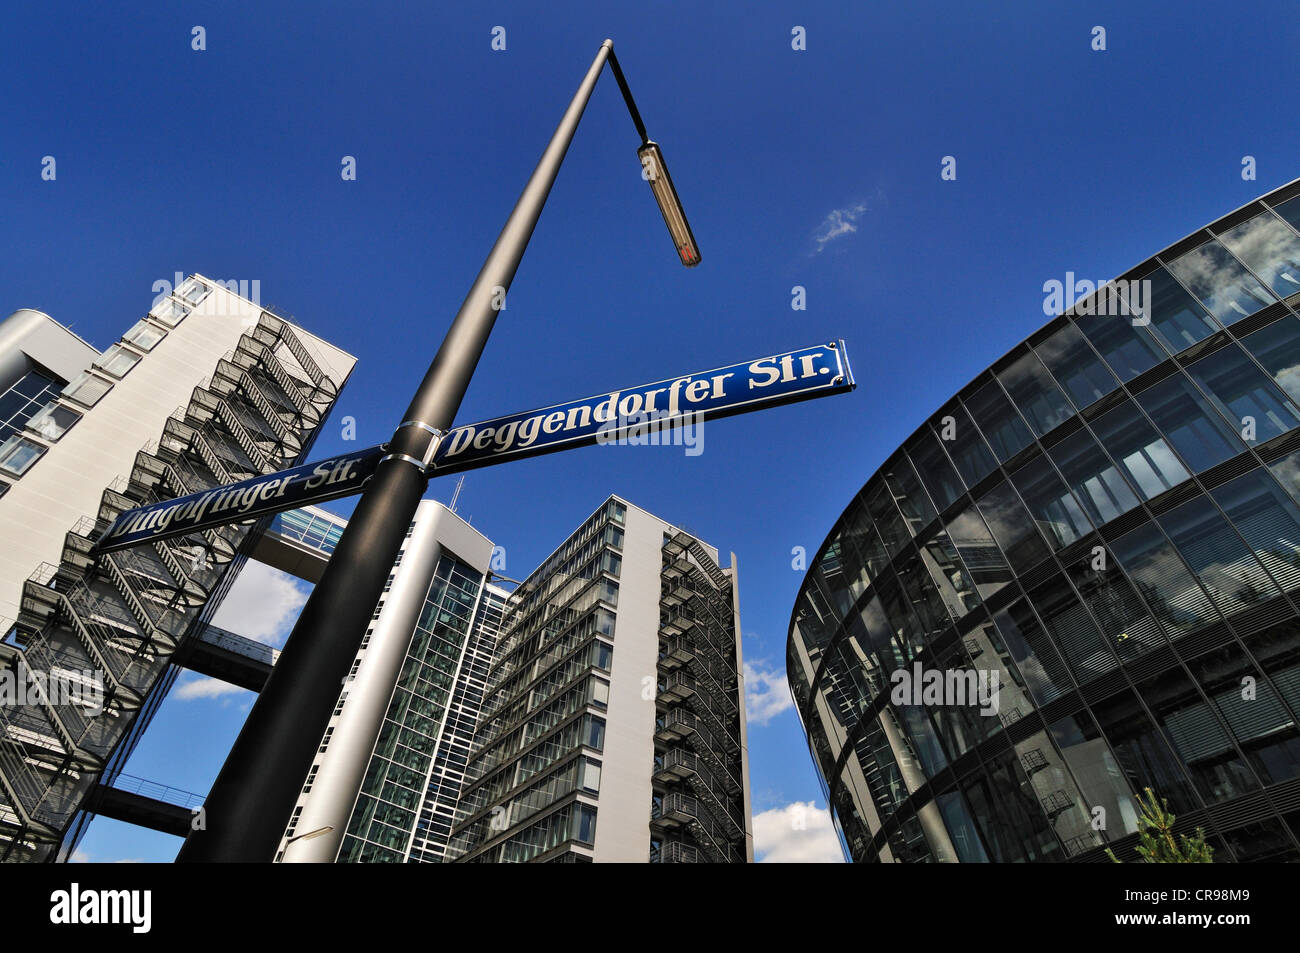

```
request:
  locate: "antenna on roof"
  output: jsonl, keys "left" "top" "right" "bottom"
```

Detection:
{"left": 449, "top": 475, "right": 466, "bottom": 514}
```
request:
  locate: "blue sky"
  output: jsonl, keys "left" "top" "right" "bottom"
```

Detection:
{"left": 6, "top": 0, "right": 1300, "bottom": 862}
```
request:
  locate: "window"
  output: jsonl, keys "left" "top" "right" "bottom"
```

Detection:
{"left": 1010, "top": 454, "right": 1091, "bottom": 549}
{"left": 1136, "top": 265, "right": 1220, "bottom": 353}
{"left": 1242, "top": 316, "right": 1300, "bottom": 405}
{"left": 1210, "top": 468, "right": 1300, "bottom": 593}
{"left": 1215, "top": 210, "right": 1300, "bottom": 300}
{"left": 932, "top": 403, "right": 997, "bottom": 487}
{"left": 997, "top": 352, "right": 1074, "bottom": 437}
{"left": 1136, "top": 374, "right": 1244, "bottom": 472}
{"left": 0, "top": 435, "right": 46, "bottom": 477}
{"left": 1048, "top": 427, "right": 1140, "bottom": 524}
{"left": 975, "top": 479, "right": 1051, "bottom": 573}
{"left": 1034, "top": 323, "right": 1118, "bottom": 410}
{"left": 1110, "top": 522, "right": 1220, "bottom": 639}
{"left": 123, "top": 319, "right": 166, "bottom": 352}
{"left": 1184, "top": 344, "right": 1300, "bottom": 444}
{"left": 150, "top": 297, "right": 191, "bottom": 327}
{"left": 60, "top": 371, "right": 112, "bottom": 408}
{"left": 964, "top": 379, "right": 1033, "bottom": 462}
{"left": 580, "top": 758, "right": 601, "bottom": 793}
{"left": 175, "top": 277, "right": 210, "bottom": 305}
{"left": 1089, "top": 400, "right": 1190, "bottom": 500}
{"left": 1073, "top": 310, "right": 1166, "bottom": 382}
{"left": 572, "top": 805, "right": 597, "bottom": 845}
{"left": 907, "top": 431, "right": 965, "bottom": 511}
{"left": 1158, "top": 496, "right": 1282, "bottom": 617}
{"left": 0, "top": 369, "right": 61, "bottom": 443}
{"left": 93, "top": 344, "right": 141, "bottom": 379}
{"left": 26, "top": 403, "right": 81, "bottom": 441}
{"left": 1165, "top": 238, "right": 1275, "bottom": 325}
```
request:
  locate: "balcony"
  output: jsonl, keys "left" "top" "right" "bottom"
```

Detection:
{"left": 657, "top": 635, "right": 694, "bottom": 670}
{"left": 657, "top": 671, "right": 696, "bottom": 704}
{"left": 653, "top": 748, "right": 698, "bottom": 784}
{"left": 651, "top": 841, "right": 700, "bottom": 864}
{"left": 654, "top": 709, "right": 697, "bottom": 743}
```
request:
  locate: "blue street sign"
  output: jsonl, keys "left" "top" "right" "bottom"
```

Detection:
{"left": 429, "top": 340, "right": 854, "bottom": 476}
{"left": 91, "top": 341, "right": 855, "bottom": 555}
{"left": 92, "top": 445, "right": 386, "bottom": 554}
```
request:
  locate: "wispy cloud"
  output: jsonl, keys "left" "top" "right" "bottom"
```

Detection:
{"left": 209, "top": 561, "right": 310, "bottom": 647}
{"left": 812, "top": 201, "right": 869, "bottom": 253}
{"left": 744, "top": 660, "right": 794, "bottom": 727}
{"left": 173, "top": 675, "right": 248, "bottom": 703}
{"left": 753, "top": 801, "right": 845, "bottom": 863}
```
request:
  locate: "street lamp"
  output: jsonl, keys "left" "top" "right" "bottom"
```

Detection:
{"left": 176, "top": 39, "right": 700, "bottom": 863}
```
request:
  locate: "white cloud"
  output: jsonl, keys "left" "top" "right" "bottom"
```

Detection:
{"left": 173, "top": 675, "right": 249, "bottom": 702}
{"left": 69, "top": 848, "right": 146, "bottom": 863}
{"left": 813, "top": 201, "right": 869, "bottom": 253}
{"left": 210, "top": 561, "right": 310, "bottom": 647}
{"left": 754, "top": 801, "right": 845, "bottom": 863}
{"left": 744, "top": 660, "right": 794, "bottom": 726}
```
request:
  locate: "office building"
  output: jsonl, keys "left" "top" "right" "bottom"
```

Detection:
{"left": 276, "top": 498, "right": 509, "bottom": 863}
{"left": 449, "top": 497, "right": 753, "bottom": 863}
{"left": 789, "top": 179, "right": 1300, "bottom": 863}
{"left": 0, "top": 278, "right": 354, "bottom": 861}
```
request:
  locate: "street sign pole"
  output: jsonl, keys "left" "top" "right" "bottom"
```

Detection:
{"left": 175, "top": 41, "right": 617, "bottom": 863}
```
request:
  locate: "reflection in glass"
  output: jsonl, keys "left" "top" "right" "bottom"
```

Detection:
{"left": 1185, "top": 344, "right": 1300, "bottom": 444}
{"left": 1110, "top": 521, "right": 1220, "bottom": 639}
{"left": 1136, "top": 265, "right": 1220, "bottom": 352}
{"left": 1136, "top": 374, "right": 1244, "bottom": 472}
{"left": 976, "top": 479, "right": 1051, "bottom": 572}
{"left": 1165, "top": 239, "right": 1275, "bottom": 325}
{"left": 1010, "top": 453, "right": 1092, "bottom": 549}
{"left": 997, "top": 352, "right": 1075, "bottom": 437}
{"left": 1210, "top": 469, "right": 1300, "bottom": 593}
{"left": 1159, "top": 496, "right": 1282, "bottom": 616}
{"left": 993, "top": 599, "right": 1074, "bottom": 705}
{"left": 944, "top": 502, "right": 1013, "bottom": 600}
{"left": 1035, "top": 323, "right": 1118, "bottom": 410}
{"left": 1048, "top": 428, "right": 1140, "bottom": 524}
{"left": 1243, "top": 316, "right": 1300, "bottom": 405}
{"left": 1089, "top": 399, "right": 1190, "bottom": 499}
{"left": 1074, "top": 310, "right": 1166, "bottom": 382}
{"left": 907, "top": 430, "right": 965, "bottom": 512}
{"left": 935, "top": 402, "right": 997, "bottom": 487}
{"left": 1048, "top": 711, "right": 1140, "bottom": 838}
{"left": 964, "top": 379, "right": 1033, "bottom": 461}
{"left": 1216, "top": 210, "right": 1300, "bottom": 299}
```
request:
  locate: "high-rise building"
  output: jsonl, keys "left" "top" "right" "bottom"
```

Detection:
{"left": 788, "top": 179, "right": 1300, "bottom": 863}
{"left": 276, "top": 498, "right": 508, "bottom": 863}
{"left": 0, "top": 278, "right": 354, "bottom": 861}
{"left": 449, "top": 497, "right": 753, "bottom": 863}
{"left": 279, "top": 495, "right": 753, "bottom": 863}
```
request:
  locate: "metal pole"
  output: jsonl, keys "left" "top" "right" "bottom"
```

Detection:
{"left": 177, "top": 40, "right": 615, "bottom": 862}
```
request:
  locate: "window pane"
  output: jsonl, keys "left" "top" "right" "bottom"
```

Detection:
{"left": 907, "top": 431, "right": 964, "bottom": 512}
{"left": 1073, "top": 311, "right": 1166, "bottom": 382}
{"left": 1215, "top": 210, "right": 1300, "bottom": 300}
{"left": 1048, "top": 711, "right": 1139, "bottom": 836}
{"left": 880, "top": 453, "right": 937, "bottom": 535}
{"left": 1210, "top": 469, "right": 1300, "bottom": 593}
{"left": 1135, "top": 374, "right": 1244, "bottom": 472}
{"left": 1030, "top": 574, "right": 1116, "bottom": 681}
{"left": 975, "top": 479, "right": 1051, "bottom": 573}
{"left": 934, "top": 402, "right": 997, "bottom": 487}
{"left": 944, "top": 502, "right": 1013, "bottom": 600}
{"left": 1110, "top": 522, "right": 1220, "bottom": 639}
{"left": 1137, "top": 665, "right": 1260, "bottom": 804}
{"left": 1242, "top": 316, "right": 1300, "bottom": 405}
{"left": 997, "top": 352, "right": 1074, "bottom": 437}
{"left": 1186, "top": 343, "right": 1300, "bottom": 444}
{"left": 1089, "top": 399, "right": 1190, "bottom": 499}
{"left": 1034, "top": 323, "right": 1118, "bottom": 410}
{"left": 149, "top": 297, "right": 190, "bottom": 327}
{"left": 123, "top": 319, "right": 165, "bottom": 351}
{"left": 1164, "top": 238, "right": 1276, "bottom": 325}
{"left": 1137, "top": 265, "right": 1220, "bottom": 353}
{"left": 61, "top": 371, "right": 112, "bottom": 408}
{"left": 0, "top": 435, "right": 46, "bottom": 476}
{"left": 1064, "top": 551, "right": 1164, "bottom": 660}
{"left": 993, "top": 599, "right": 1074, "bottom": 705}
{"left": 1159, "top": 496, "right": 1282, "bottom": 616}
{"left": 93, "top": 344, "right": 141, "bottom": 379}
{"left": 26, "top": 404, "right": 80, "bottom": 441}
{"left": 964, "top": 380, "right": 1033, "bottom": 462}
{"left": 1048, "top": 428, "right": 1140, "bottom": 525}
{"left": 1010, "top": 453, "right": 1091, "bottom": 549}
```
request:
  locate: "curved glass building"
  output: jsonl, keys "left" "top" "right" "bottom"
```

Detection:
{"left": 788, "top": 180, "right": 1300, "bottom": 863}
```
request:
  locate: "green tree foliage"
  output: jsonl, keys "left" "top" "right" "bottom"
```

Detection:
{"left": 1106, "top": 788, "right": 1213, "bottom": 863}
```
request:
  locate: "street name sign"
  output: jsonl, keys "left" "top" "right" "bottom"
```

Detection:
{"left": 91, "top": 341, "right": 854, "bottom": 554}
{"left": 428, "top": 340, "right": 854, "bottom": 476}
{"left": 92, "top": 445, "right": 385, "bottom": 554}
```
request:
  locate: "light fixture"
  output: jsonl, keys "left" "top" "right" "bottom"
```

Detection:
{"left": 637, "top": 141, "right": 701, "bottom": 267}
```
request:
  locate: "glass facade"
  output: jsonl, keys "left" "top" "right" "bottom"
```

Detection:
{"left": 789, "top": 183, "right": 1300, "bottom": 863}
